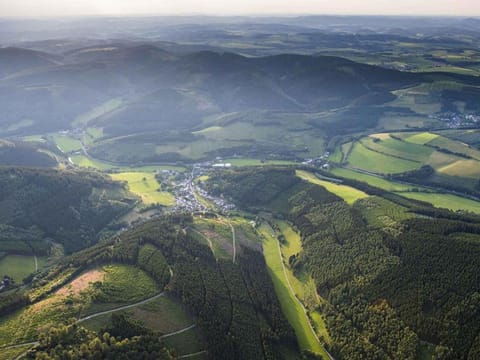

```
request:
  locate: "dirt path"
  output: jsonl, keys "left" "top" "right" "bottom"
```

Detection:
{"left": 178, "top": 350, "right": 207, "bottom": 359}
{"left": 159, "top": 324, "right": 197, "bottom": 339}
{"left": 228, "top": 221, "right": 236, "bottom": 264}
{"left": 270, "top": 223, "right": 335, "bottom": 360}
{"left": 10, "top": 292, "right": 200, "bottom": 359}
{"left": 76, "top": 292, "right": 165, "bottom": 323}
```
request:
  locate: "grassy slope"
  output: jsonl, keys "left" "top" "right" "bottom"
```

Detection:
{"left": 297, "top": 170, "right": 368, "bottom": 204}
{"left": 260, "top": 223, "right": 327, "bottom": 357}
{"left": 71, "top": 154, "right": 185, "bottom": 173}
{"left": 110, "top": 172, "right": 175, "bottom": 206}
{"left": 404, "top": 132, "right": 439, "bottom": 145}
{"left": 224, "top": 158, "right": 297, "bottom": 166}
{"left": 52, "top": 134, "right": 83, "bottom": 153}
{"left": 276, "top": 221, "right": 331, "bottom": 344}
{"left": 330, "top": 167, "right": 416, "bottom": 192}
{"left": 346, "top": 142, "right": 420, "bottom": 174}
{"left": 396, "top": 192, "right": 480, "bottom": 214}
{"left": 0, "top": 264, "right": 158, "bottom": 346}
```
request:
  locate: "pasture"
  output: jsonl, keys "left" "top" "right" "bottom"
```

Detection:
{"left": 330, "top": 167, "right": 417, "bottom": 192}
{"left": 71, "top": 154, "right": 185, "bottom": 173}
{"left": 51, "top": 134, "right": 82, "bottom": 153}
{"left": 404, "top": 132, "right": 439, "bottom": 145}
{"left": 110, "top": 172, "right": 175, "bottom": 206}
{"left": 346, "top": 142, "right": 420, "bottom": 174}
{"left": 297, "top": 170, "right": 368, "bottom": 204}
{"left": 0, "top": 255, "right": 45, "bottom": 283}
{"left": 260, "top": 223, "right": 327, "bottom": 357}
{"left": 396, "top": 192, "right": 480, "bottom": 214}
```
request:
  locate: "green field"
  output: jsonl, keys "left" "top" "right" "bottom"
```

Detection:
{"left": 51, "top": 134, "right": 83, "bottom": 153}
{"left": 0, "top": 255, "right": 45, "bottom": 283}
{"left": 396, "top": 192, "right": 480, "bottom": 214}
{"left": 72, "top": 98, "right": 123, "bottom": 127}
{"left": 71, "top": 154, "right": 185, "bottom": 173}
{"left": 346, "top": 142, "right": 420, "bottom": 174}
{"left": 110, "top": 172, "right": 175, "bottom": 206}
{"left": 21, "top": 135, "right": 46, "bottom": 143}
{"left": 404, "top": 132, "right": 439, "bottom": 145}
{"left": 276, "top": 221, "right": 331, "bottom": 342}
{"left": 428, "top": 135, "right": 480, "bottom": 161}
{"left": 330, "top": 167, "right": 417, "bottom": 192}
{"left": 437, "top": 159, "right": 480, "bottom": 179}
{"left": 223, "top": 158, "right": 297, "bottom": 167}
{"left": 83, "top": 295, "right": 193, "bottom": 335}
{"left": 297, "top": 170, "right": 368, "bottom": 204}
{"left": 365, "top": 135, "right": 433, "bottom": 162}
{"left": 163, "top": 327, "right": 205, "bottom": 356}
{"left": 260, "top": 223, "right": 327, "bottom": 357}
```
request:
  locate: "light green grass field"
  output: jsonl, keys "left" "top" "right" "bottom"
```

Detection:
{"left": 260, "top": 224, "right": 327, "bottom": 357}
{"left": 346, "top": 142, "right": 420, "bottom": 174}
{"left": 364, "top": 136, "right": 433, "bottom": 162}
{"left": 71, "top": 154, "right": 185, "bottom": 173}
{"left": 276, "top": 221, "right": 331, "bottom": 343}
{"left": 437, "top": 159, "right": 480, "bottom": 179}
{"left": 110, "top": 172, "right": 175, "bottom": 206}
{"left": 52, "top": 134, "right": 83, "bottom": 153}
{"left": 330, "top": 168, "right": 417, "bottom": 192}
{"left": 404, "top": 132, "right": 439, "bottom": 145}
{"left": 224, "top": 158, "right": 297, "bottom": 167}
{"left": 297, "top": 170, "right": 368, "bottom": 204}
{"left": 429, "top": 135, "right": 480, "bottom": 161}
{"left": 21, "top": 135, "right": 46, "bottom": 143}
{"left": 396, "top": 192, "right": 480, "bottom": 214}
{"left": 0, "top": 255, "right": 45, "bottom": 283}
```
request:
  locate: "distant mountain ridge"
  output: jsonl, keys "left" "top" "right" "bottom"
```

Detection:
{"left": 0, "top": 43, "right": 424, "bottom": 136}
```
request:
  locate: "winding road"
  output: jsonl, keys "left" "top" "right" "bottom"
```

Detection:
{"left": 76, "top": 292, "right": 165, "bottom": 323}
{"left": 8, "top": 292, "right": 202, "bottom": 359}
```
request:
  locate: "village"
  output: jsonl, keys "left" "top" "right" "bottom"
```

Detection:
{"left": 431, "top": 112, "right": 480, "bottom": 129}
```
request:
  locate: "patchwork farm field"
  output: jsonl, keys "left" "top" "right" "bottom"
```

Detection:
{"left": 110, "top": 172, "right": 175, "bottom": 206}
{"left": 346, "top": 141, "right": 420, "bottom": 174}
{"left": 339, "top": 132, "right": 480, "bottom": 193}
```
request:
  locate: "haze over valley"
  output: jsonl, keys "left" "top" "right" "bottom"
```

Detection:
{"left": 0, "top": 11, "right": 479, "bottom": 360}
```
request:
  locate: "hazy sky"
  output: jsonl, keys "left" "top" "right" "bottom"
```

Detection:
{"left": 0, "top": 0, "right": 478, "bottom": 17}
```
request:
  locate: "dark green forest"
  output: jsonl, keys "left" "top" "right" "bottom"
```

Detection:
{"left": 206, "top": 168, "right": 480, "bottom": 360}
{"left": 0, "top": 167, "right": 134, "bottom": 254}
{"left": 19, "top": 215, "right": 300, "bottom": 359}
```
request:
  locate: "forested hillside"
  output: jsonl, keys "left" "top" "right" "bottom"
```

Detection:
{"left": 0, "top": 167, "right": 134, "bottom": 254}
{"left": 206, "top": 168, "right": 480, "bottom": 359}
{"left": 3, "top": 215, "right": 301, "bottom": 359}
